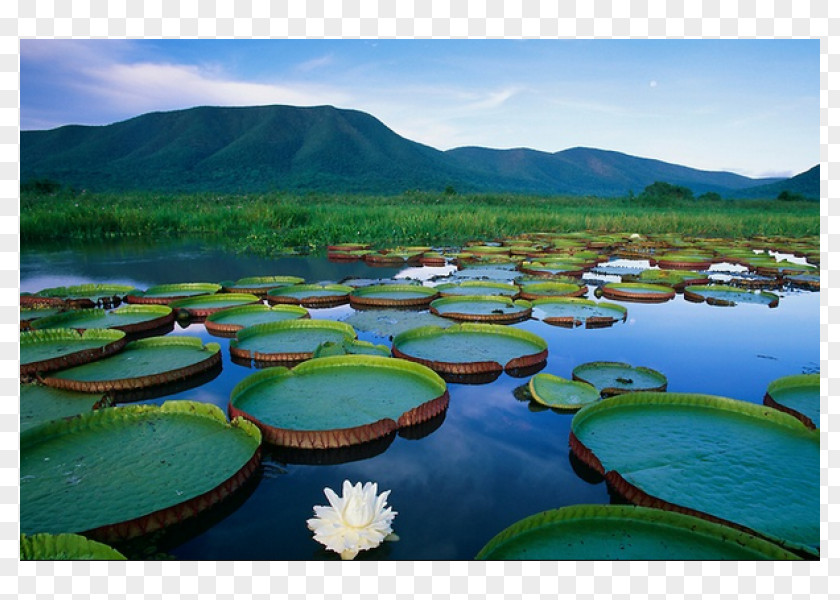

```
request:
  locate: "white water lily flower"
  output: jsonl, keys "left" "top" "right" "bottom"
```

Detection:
{"left": 307, "top": 480, "right": 397, "bottom": 560}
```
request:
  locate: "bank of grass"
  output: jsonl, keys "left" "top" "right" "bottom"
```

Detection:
{"left": 21, "top": 191, "right": 819, "bottom": 254}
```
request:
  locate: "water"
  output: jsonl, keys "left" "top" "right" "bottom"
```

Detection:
{"left": 20, "top": 238, "right": 819, "bottom": 560}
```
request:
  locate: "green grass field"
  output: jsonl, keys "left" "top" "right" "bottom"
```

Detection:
{"left": 21, "top": 191, "right": 819, "bottom": 254}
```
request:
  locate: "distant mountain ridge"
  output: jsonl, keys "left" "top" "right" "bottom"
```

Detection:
{"left": 20, "top": 104, "right": 815, "bottom": 198}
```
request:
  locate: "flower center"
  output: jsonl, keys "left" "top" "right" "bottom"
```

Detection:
{"left": 342, "top": 495, "right": 374, "bottom": 528}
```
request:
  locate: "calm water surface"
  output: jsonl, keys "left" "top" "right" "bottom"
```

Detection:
{"left": 20, "top": 238, "right": 819, "bottom": 560}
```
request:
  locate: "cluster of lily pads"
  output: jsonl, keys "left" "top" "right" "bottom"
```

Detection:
{"left": 19, "top": 230, "right": 819, "bottom": 559}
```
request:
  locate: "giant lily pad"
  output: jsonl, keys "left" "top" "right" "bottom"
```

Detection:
{"left": 30, "top": 305, "right": 175, "bottom": 334}
{"left": 221, "top": 275, "right": 305, "bottom": 295}
{"left": 169, "top": 293, "right": 261, "bottom": 318}
{"left": 20, "top": 401, "right": 261, "bottom": 541}
{"left": 349, "top": 284, "right": 439, "bottom": 308}
{"left": 531, "top": 298, "right": 627, "bottom": 328}
{"left": 313, "top": 339, "right": 391, "bottom": 358}
{"left": 20, "top": 533, "right": 126, "bottom": 560}
{"left": 40, "top": 336, "right": 221, "bottom": 393}
{"left": 392, "top": 323, "right": 548, "bottom": 376}
{"left": 20, "top": 305, "right": 64, "bottom": 330}
{"left": 626, "top": 269, "right": 709, "bottom": 289}
{"left": 204, "top": 304, "right": 309, "bottom": 336}
{"left": 430, "top": 296, "right": 532, "bottom": 323}
{"left": 654, "top": 254, "right": 713, "bottom": 270}
{"left": 35, "top": 284, "right": 137, "bottom": 308}
{"left": 600, "top": 282, "right": 676, "bottom": 303}
{"left": 20, "top": 383, "right": 110, "bottom": 432}
{"left": 518, "top": 281, "right": 587, "bottom": 300}
{"left": 764, "top": 374, "right": 820, "bottom": 429}
{"left": 125, "top": 283, "right": 222, "bottom": 305}
{"left": 435, "top": 281, "right": 520, "bottom": 298}
{"left": 572, "top": 361, "right": 667, "bottom": 396}
{"left": 340, "top": 309, "right": 453, "bottom": 339}
{"left": 265, "top": 283, "right": 353, "bottom": 307}
{"left": 528, "top": 374, "right": 600, "bottom": 411}
{"left": 21, "top": 329, "right": 127, "bottom": 377}
{"left": 519, "top": 261, "right": 585, "bottom": 278}
{"left": 475, "top": 505, "right": 800, "bottom": 560}
{"left": 683, "top": 285, "right": 779, "bottom": 308}
{"left": 229, "top": 320, "right": 356, "bottom": 364}
{"left": 570, "top": 392, "right": 819, "bottom": 555}
{"left": 228, "top": 355, "right": 448, "bottom": 448}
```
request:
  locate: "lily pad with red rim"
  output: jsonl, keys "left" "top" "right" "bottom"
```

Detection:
{"left": 518, "top": 281, "right": 587, "bottom": 300}
{"left": 600, "top": 282, "right": 676, "bottom": 303}
{"left": 340, "top": 309, "right": 453, "bottom": 339}
{"left": 20, "top": 533, "right": 126, "bottom": 560}
{"left": 265, "top": 283, "right": 354, "bottom": 307}
{"left": 572, "top": 361, "right": 667, "bottom": 396}
{"left": 21, "top": 329, "right": 127, "bottom": 378}
{"left": 204, "top": 304, "right": 309, "bottom": 336}
{"left": 429, "top": 296, "right": 532, "bottom": 323}
{"left": 221, "top": 275, "right": 305, "bottom": 295}
{"left": 392, "top": 322, "right": 548, "bottom": 376}
{"left": 569, "top": 392, "right": 819, "bottom": 556}
{"left": 764, "top": 374, "right": 820, "bottom": 429}
{"left": 528, "top": 374, "right": 601, "bottom": 411}
{"left": 313, "top": 339, "right": 391, "bottom": 358}
{"left": 20, "top": 305, "right": 64, "bottom": 330}
{"left": 683, "top": 285, "right": 779, "bottom": 307}
{"left": 35, "top": 284, "right": 138, "bottom": 308}
{"left": 125, "top": 283, "right": 222, "bottom": 305}
{"left": 349, "top": 284, "right": 439, "bottom": 308}
{"left": 20, "top": 401, "right": 261, "bottom": 542}
{"left": 475, "top": 504, "right": 800, "bottom": 560}
{"left": 435, "top": 281, "right": 520, "bottom": 298}
{"left": 20, "top": 382, "right": 111, "bottom": 432}
{"left": 168, "top": 293, "right": 262, "bottom": 318}
{"left": 229, "top": 320, "right": 356, "bottom": 364}
{"left": 30, "top": 305, "right": 175, "bottom": 334}
{"left": 228, "top": 355, "right": 449, "bottom": 448}
{"left": 531, "top": 298, "right": 627, "bottom": 328}
{"left": 40, "top": 336, "right": 221, "bottom": 393}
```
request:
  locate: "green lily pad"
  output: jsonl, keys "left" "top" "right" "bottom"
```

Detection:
{"left": 20, "top": 383, "right": 111, "bottom": 432}
{"left": 204, "top": 304, "right": 309, "bottom": 336}
{"left": 392, "top": 323, "right": 548, "bottom": 376}
{"left": 229, "top": 355, "right": 448, "bottom": 448}
{"left": 435, "top": 281, "right": 520, "bottom": 297}
{"left": 349, "top": 284, "right": 439, "bottom": 307}
{"left": 572, "top": 361, "right": 667, "bottom": 396}
{"left": 169, "top": 293, "right": 261, "bottom": 318}
{"left": 221, "top": 275, "right": 305, "bottom": 294}
{"left": 340, "top": 309, "right": 453, "bottom": 339}
{"left": 21, "top": 329, "right": 127, "bottom": 377}
{"left": 125, "top": 283, "right": 222, "bottom": 304}
{"left": 313, "top": 339, "right": 391, "bottom": 358}
{"left": 265, "top": 283, "right": 354, "bottom": 306}
{"left": 430, "top": 296, "right": 532, "bottom": 323}
{"left": 35, "top": 284, "right": 137, "bottom": 307}
{"left": 40, "top": 336, "right": 221, "bottom": 393}
{"left": 683, "top": 285, "right": 779, "bottom": 308}
{"left": 600, "top": 282, "right": 676, "bottom": 303}
{"left": 528, "top": 374, "right": 601, "bottom": 410}
{"left": 570, "top": 392, "right": 819, "bottom": 555}
{"left": 475, "top": 504, "right": 800, "bottom": 560}
{"left": 764, "top": 374, "right": 820, "bottom": 429}
{"left": 21, "top": 401, "right": 260, "bottom": 540}
{"left": 20, "top": 305, "right": 64, "bottom": 329}
{"left": 519, "top": 261, "right": 585, "bottom": 277}
{"left": 518, "top": 281, "right": 587, "bottom": 300}
{"left": 531, "top": 298, "right": 627, "bottom": 328}
{"left": 30, "top": 305, "right": 174, "bottom": 333}
{"left": 229, "top": 320, "right": 356, "bottom": 363}
{"left": 654, "top": 254, "right": 713, "bottom": 270}
{"left": 628, "top": 269, "right": 709, "bottom": 288}
{"left": 20, "top": 533, "right": 126, "bottom": 560}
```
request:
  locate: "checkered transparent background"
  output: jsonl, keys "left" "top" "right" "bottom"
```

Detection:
{"left": 3, "top": 1, "right": 838, "bottom": 598}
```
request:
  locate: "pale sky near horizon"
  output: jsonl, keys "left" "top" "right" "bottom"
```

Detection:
{"left": 20, "top": 39, "right": 818, "bottom": 179}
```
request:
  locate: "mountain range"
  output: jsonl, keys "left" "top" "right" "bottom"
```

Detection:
{"left": 20, "top": 104, "right": 817, "bottom": 199}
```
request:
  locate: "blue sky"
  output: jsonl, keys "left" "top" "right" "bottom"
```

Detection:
{"left": 20, "top": 39, "right": 818, "bottom": 178}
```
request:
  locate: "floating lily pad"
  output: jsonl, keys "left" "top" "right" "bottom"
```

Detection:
{"left": 169, "top": 293, "right": 261, "bottom": 318}
{"left": 519, "top": 261, "right": 585, "bottom": 278}
{"left": 229, "top": 320, "right": 356, "bottom": 364}
{"left": 569, "top": 392, "right": 819, "bottom": 555}
{"left": 340, "top": 309, "right": 453, "bottom": 339}
{"left": 429, "top": 296, "right": 532, "bottom": 323}
{"left": 683, "top": 285, "right": 779, "bottom": 308}
{"left": 30, "top": 305, "right": 175, "bottom": 334}
{"left": 20, "top": 533, "right": 126, "bottom": 560}
{"left": 531, "top": 298, "right": 627, "bottom": 328}
{"left": 627, "top": 269, "right": 709, "bottom": 289}
{"left": 654, "top": 254, "right": 713, "bottom": 270}
{"left": 35, "top": 284, "right": 137, "bottom": 308}
{"left": 204, "top": 304, "right": 309, "bottom": 336}
{"left": 313, "top": 339, "right": 391, "bottom": 358}
{"left": 20, "top": 383, "right": 111, "bottom": 432}
{"left": 349, "top": 284, "right": 439, "bottom": 308}
{"left": 221, "top": 275, "right": 305, "bottom": 294}
{"left": 21, "top": 401, "right": 261, "bottom": 541}
{"left": 125, "top": 283, "right": 222, "bottom": 305}
{"left": 764, "top": 374, "right": 820, "bottom": 429}
{"left": 572, "top": 361, "right": 667, "bottom": 396}
{"left": 751, "top": 259, "right": 818, "bottom": 277}
{"left": 20, "top": 305, "right": 64, "bottom": 330}
{"left": 392, "top": 323, "right": 548, "bottom": 376}
{"left": 21, "top": 293, "right": 64, "bottom": 308}
{"left": 265, "top": 283, "right": 354, "bottom": 307}
{"left": 435, "top": 281, "right": 520, "bottom": 298}
{"left": 518, "top": 281, "right": 587, "bottom": 300}
{"left": 600, "top": 282, "right": 676, "bottom": 303}
{"left": 228, "top": 355, "right": 448, "bottom": 448}
{"left": 40, "top": 336, "right": 221, "bottom": 393}
{"left": 785, "top": 273, "right": 820, "bottom": 290}
{"left": 528, "top": 374, "right": 600, "bottom": 410}
{"left": 21, "top": 329, "right": 127, "bottom": 378}
{"left": 475, "top": 504, "right": 800, "bottom": 560}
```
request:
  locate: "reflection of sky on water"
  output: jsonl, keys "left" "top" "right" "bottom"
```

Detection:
{"left": 19, "top": 239, "right": 819, "bottom": 560}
